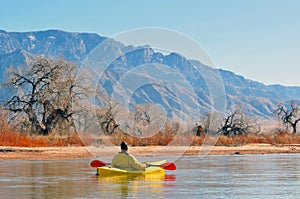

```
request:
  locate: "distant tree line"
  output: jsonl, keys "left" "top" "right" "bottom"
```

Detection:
{"left": 1, "top": 57, "right": 299, "bottom": 139}
{"left": 195, "top": 101, "right": 300, "bottom": 136}
{"left": 196, "top": 105, "right": 261, "bottom": 137}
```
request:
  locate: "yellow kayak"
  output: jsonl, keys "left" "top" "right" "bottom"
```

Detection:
{"left": 97, "top": 160, "right": 166, "bottom": 177}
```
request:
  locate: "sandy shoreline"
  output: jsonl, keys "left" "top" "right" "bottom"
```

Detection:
{"left": 1, "top": 144, "right": 300, "bottom": 160}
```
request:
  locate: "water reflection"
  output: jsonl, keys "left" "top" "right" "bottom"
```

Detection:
{"left": 1, "top": 154, "right": 300, "bottom": 198}
{"left": 175, "top": 154, "right": 300, "bottom": 198}
{"left": 0, "top": 160, "right": 96, "bottom": 198}
{"left": 95, "top": 173, "right": 176, "bottom": 198}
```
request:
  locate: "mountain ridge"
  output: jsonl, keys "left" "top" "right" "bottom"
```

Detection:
{"left": 0, "top": 29, "right": 299, "bottom": 120}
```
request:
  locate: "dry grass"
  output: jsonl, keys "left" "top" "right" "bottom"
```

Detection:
{"left": 107, "top": 131, "right": 176, "bottom": 146}
{"left": 0, "top": 109, "right": 92, "bottom": 147}
{"left": 214, "top": 132, "right": 300, "bottom": 146}
{"left": 0, "top": 129, "right": 90, "bottom": 147}
{"left": 1, "top": 110, "right": 300, "bottom": 147}
{"left": 2, "top": 126, "right": 300, "bottom": 147}
{"left": 0, "top": 116, "right": 90, "bottom": 147}
{"left": 104, "top": 131, "right": 300, "bottom": 147}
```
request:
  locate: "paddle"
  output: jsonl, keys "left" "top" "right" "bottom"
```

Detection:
{"left": 150, "top": 162, "right": 176, "bottom": 170}
{"left": 90, "top": 160, "right": 107, "bottom": 167}
{"left": 90, "top": 160, "right": 176, "bottom": 170}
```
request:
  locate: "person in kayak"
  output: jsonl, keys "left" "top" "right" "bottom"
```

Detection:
{"left": 112, "top": 141, "right": 148, "bottom": 171}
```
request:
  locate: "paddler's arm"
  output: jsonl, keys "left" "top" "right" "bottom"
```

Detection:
{"left": 129, "top": 155, "right": 147, "bottom": 171}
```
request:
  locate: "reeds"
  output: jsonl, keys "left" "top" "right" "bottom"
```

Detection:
{"left": 2, "top": 129, "right": 300, "bottom": 147}
{"left": 103, "top": 131, "right": 300, "bottom": 147}
{"left": 1, "top": 110, "right": 300, "bottom": 147}
{"left": 0, "top": 129, "right": 91, "bottom": 147}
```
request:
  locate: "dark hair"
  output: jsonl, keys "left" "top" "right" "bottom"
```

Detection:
{"left": 121, "top": 141, "right": 128, "bottom": 151}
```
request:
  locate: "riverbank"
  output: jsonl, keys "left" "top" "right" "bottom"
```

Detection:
{"left": 1, "top": 144, "right": 300, "bottom": 160}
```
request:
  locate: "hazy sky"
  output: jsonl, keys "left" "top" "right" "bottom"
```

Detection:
{"left": 1, "top": 0, "right": 300, "bottom": 86}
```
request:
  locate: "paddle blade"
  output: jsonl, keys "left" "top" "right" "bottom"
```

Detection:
{"left": 160, "top": 162, "right": 176, "bottom": 170}
{"left": 90, "top": 160, "right": 107, "bottom": 167}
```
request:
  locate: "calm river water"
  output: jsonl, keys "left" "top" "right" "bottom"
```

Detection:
{"left": 1, "top": 153, "right": 300, "bottom": 198}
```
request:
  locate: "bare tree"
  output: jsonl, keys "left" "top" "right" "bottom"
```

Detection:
{"left": 133, "top": 104, "right": 152, "bottom": 126}
{"left": 198, "top": 111, "right": 222, "bottom": 135}
{"left": 218, "top": 109, "right": 260, "bottom": 136}
{"left": 95, "top": 102, "right": 165, "bottom": 137}
{"left": 275, "top": 101, "right": 300, "bottom": 134}
{"left": 131, "top": 104, "right": 165, "bottom": 137}
{"left": 96, "top": 105, "right": 120, "bottom": 135}
{"left": 2, "top": 57, "right": 85, "bottom": 135}
{"left": 93, "top": 88, "right": 120, "bottom": 136}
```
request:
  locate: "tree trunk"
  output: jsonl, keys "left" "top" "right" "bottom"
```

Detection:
{"left": 25, "top": 106, "right": 47, "bottom": 135}
{"left": 292, "top": 123, "right": 297, "bottom": 134}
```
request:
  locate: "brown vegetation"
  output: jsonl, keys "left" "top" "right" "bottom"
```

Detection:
{"left": 0, "top": 113, "right": 89, "bottom": 147}
{"left": 215, "top": 132, "right": 300, "bottom": 146}
{"left": 107, "top": 131, "right": 300, "bottom": 147}
{"left": 0, "top": 129, "right": 88, "bottom": 147}
{"left": 1, "top": 104, "right": 300, "bottom": 147}
{"left": 1, "top": 115, "right": 300, "bottom": 148}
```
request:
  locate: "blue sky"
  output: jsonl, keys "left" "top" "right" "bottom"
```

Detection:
{"left": 1, "top": 0, "right": 300, "bottom": 86}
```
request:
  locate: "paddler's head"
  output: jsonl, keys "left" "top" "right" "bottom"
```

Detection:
{"left": 121, "top": 141, "right": 128, "bottom": 151}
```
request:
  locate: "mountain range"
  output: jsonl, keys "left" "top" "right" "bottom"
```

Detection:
{"left": 0, "top": 29, "right": 299, "bottom": 121}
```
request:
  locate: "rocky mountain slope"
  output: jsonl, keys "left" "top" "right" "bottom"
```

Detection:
{"left": 0, "top": 29, "right": 299, "bottom": 120}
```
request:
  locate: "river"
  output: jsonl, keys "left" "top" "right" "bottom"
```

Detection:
{"left": 1, "top": 153, "right": 300, "bottom": 198}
